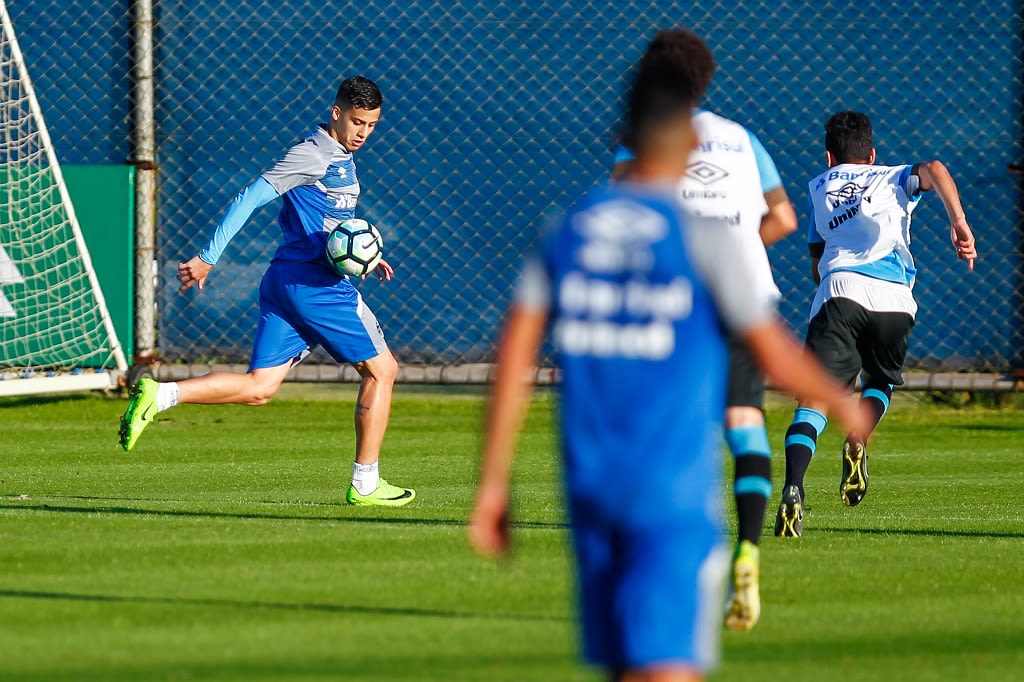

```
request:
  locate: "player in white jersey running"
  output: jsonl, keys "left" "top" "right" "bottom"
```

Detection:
{"left": 118, "top": 76, "right": 415, "bottom": 507}
{"left": 611, "top": 34, "right": 797, "bottom": 630}
{"left": 775, "top": 111, "right": 977, "bottom": 537}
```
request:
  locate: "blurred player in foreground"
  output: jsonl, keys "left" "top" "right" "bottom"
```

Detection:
{"left": 469, "top": 29, "right": 871, "bottom": 682}
{"left": 119, "top": 76, "right": 415, "bottom": 507}
{"left": 775, "top": 110, "right": 976, "bottom": 536}
{"left": 610, "top": 32, "right": 797, "bottom": 631}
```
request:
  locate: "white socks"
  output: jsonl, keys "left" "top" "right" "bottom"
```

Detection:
{"left": 155, "top": 382, "right": 180, "bottom": 413}
{"left": 351, "top": 461, "right": 380, "bottom": 495}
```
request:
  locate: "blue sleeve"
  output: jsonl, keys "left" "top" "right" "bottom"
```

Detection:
{"left": 747, "top": 130, "right": 782, "bottom": 193}
{"left": 806, "top": 194, "right": 824, "bottom": 245}
{"left": 199, "top": 176, "right": 280, "bottom": 265}
{"left": 613, "top": 144, "right": 636, "bottom": 164}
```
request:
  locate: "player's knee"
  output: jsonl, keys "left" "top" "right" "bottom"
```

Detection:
{"left": 247, "top": 377, "right": 283, "bottom": 405}
{"left": 354, "top": 351, "right": 398, "bottom": 383}
{"left": 379, "top": 352, "right": 398, "bottom": 382}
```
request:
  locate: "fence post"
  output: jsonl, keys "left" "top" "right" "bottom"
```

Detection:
{"left": 131, "top": 0, "right": 157, "bottom": 363}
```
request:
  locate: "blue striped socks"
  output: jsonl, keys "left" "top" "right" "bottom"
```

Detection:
{"left": 783, "top": 407, "right": 828, "bottom": 499}
{"left": 726, "top": 425, "right": 772, "bottom": 545}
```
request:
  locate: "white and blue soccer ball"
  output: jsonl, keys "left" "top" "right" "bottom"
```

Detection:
{"left": 326, "top": 218, "right": 384, "bottom": 277}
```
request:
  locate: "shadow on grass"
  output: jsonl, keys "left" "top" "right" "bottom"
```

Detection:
{"left": 0, "top": 393, "right": 102, "bottom": 408}
{"left": 0, "top": 587, "right": 568, "bottom": 622}
{"left": 812, "top": 525, "right": 1024, "bottom": 540}
{"left": 953, "top": 423, "right": 1024, "bottom": 432}
{"left": 0, "top": 501, "right": 568, "bottom": 530}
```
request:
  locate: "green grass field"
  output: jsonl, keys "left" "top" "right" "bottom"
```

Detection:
{"left": 2, "top": 384, "right": 1023, "bottom": 681}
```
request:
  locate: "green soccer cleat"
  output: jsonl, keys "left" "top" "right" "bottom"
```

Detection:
{"left": 119, "top": 377, "right": 159, "bottom": 452}
{"left": 724, "top": 540, "right": 760, "bottom": 631}
{"left": 840, "top": 441, "right": 869, "bottom": 506}
{"left": 774, "top": 485, "right": 804, "bottom": 538}
{"left": 345, "top": 479, "right": 416, "bottom": 507}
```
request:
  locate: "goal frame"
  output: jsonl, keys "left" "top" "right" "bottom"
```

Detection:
{"left": 0, "top": 0, "right": 128, "bottom": 397}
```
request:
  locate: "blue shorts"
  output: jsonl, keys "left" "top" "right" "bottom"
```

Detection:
{"left": 568, "top": 501, "right": 728, "bottom": 673}
{"left": 249, "top": 262, "right": 388, "bottom": 370}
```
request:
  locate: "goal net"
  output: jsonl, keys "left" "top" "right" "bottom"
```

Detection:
{"left": 0, "top": 0, "right": 126, "bottom": 396}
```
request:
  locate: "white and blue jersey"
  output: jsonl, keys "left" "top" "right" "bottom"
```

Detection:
{"left": 197, "top": 123, "right": 386, "bottom": 370}
{"left": 615, "top": 110, "right": 784, "bottom": 302}
{"left": 262, "top": 125, "right": 361, "bottom": 267}
{"left": 806, "top": 163, "right": 923, "bottom": 319}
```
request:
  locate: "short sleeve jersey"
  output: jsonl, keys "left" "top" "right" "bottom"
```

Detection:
{"left": 807, "top": 163, "right": 922, "bottom": 285}
{"left": 515, "top": 182, "right": 776, "bottom": 526}
{"left": 262, "top": 124, "right": 361, "bottom": 269}
{"left": 616, "top": 110, "right": 784, "bottom": 301}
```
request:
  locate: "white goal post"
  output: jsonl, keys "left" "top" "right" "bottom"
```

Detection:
{"left": 0, "top": 0, "right": 127, "bottom": 397}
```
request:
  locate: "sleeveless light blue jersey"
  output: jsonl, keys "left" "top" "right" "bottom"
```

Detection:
{"left": 536, "top": 185, "right": 729, "bottom": 525}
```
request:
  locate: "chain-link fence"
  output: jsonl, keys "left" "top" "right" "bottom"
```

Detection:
{"left": 10, "top": 0, "right": 1024, "bottom": 373}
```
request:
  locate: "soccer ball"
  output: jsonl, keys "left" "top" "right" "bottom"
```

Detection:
{"left": 326, "top": 218, "right": 384, "bottom": 277}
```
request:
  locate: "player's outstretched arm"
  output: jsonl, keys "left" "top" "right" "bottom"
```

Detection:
{"left": 178, "top": 177, "right": 281, "bottom": 293}
{"left": 469, "top": 305, "right": 547, "bottom": 558}
{"left": 743, "top": 320, "right": 873, "bottom": 439}
{"left": 913, "top": 160, "right": 977, "bottom": 270}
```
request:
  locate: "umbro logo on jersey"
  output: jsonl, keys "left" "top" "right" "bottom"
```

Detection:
{"left": 686, "top": 160, "right": 729, "bottom": 186}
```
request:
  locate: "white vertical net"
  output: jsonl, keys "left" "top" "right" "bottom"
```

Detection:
{"left": 0, "top": 2, "right": 122, "bottom": 378}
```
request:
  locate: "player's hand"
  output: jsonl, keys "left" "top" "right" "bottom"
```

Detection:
{"left": 364, "top": 258, "right": 394, "bottom": 282}
{"left": 949, "top": 216, "right": 976, "bottom": 271}
{"left": 468, "top": 482, "right": 511, "bottom": 558}
{"left": 177, "top": 256, "right": 213, "bottom": 293}
{"left": 832, "top": 396, "right": 875, "bottom": 446}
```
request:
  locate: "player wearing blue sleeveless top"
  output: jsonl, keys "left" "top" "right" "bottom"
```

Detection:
{"left": 470, "top": 29, "right": 870, "bottom": 682}
{"left": 118, "top": 77, "right": 414, "bottom": 507}
{"left": 775, "top": 111, "right": 977, "bottom": 538}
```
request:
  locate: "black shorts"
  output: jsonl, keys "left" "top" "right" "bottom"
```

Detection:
{"left": 726, "top": 334, "right": 765, "bottom": 409}
{"left": 805, "top": 297, "right": 914, "bottom": 388}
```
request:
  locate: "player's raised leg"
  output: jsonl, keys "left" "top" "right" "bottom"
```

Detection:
{"left": 119, "top": 362, "right": 294, "bottom": 451}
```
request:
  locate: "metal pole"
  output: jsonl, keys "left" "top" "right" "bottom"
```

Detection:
{"left": 132, "top": 0, "right": 157, "bottom": 361}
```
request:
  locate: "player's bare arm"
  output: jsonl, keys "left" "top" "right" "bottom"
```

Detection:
{"left": 469, "top": 305, "right": 548, "bottom": 558}
{"left": 177, "top": 255, "right": 214, "bottom": 292}
{"left": 913, "top": 160, "right": 977, "bottom": 270}
{"left": 758, "top": 185, "right": 797, "bottom": 246}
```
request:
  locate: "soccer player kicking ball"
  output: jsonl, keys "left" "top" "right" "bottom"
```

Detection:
{"left": 775, "top": 111, "right": 977, "bottom": 537}
{"left": 611, "top": 32, "right": 798, "bottom": 631}
{"left": 119, "top": 76, "right": 415, "bottom": 507}
{"left": 469, "top": 29, "right": 871, "bottom": 682}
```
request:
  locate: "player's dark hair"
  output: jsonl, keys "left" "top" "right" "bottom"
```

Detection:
{"left": 335, "top": 76, "right": 382, "bottom": 111}
{"left": 640, "top": 28, "right": 716, "bottom": 99}
{"left": 825, "top": 111, "right": 873, "bottom": 163}
{"left": 622, "top": 28, "right": 714, "bottom": 151}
